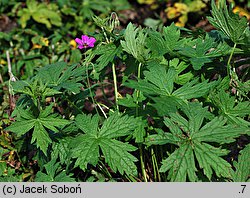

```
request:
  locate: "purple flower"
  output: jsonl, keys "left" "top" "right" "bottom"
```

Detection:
{"left": 75, "top": 35, "right": 96, "bottom": 49}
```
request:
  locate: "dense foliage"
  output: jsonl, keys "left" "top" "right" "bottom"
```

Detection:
{"left": 0, "top": 0, "right": 249, "bottom": 182}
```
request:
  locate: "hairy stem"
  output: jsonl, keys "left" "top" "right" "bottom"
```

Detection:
{"left": 85, "top": 63, "right": 100, "bottom": 117}
{"left": 139, "top": 145, "right": 147, "bottom": 182}
{"left": 6, "top": 50, "right": 16, "bottom": 83}
{"left": 6, "top": 50, "right": 16, "bottom": 114}
{"left": 97, "top": 103, "right": 107, "bottom": 119}
{"left": 101, "top": 27, "right": 110, "bottom": 44}
{"left": 98, "top": 160, "right": 112, "bottom": 179}
{"left": 227, "top": 43, "right": 237, "bottom": 77}
{"left": 135, "top": 62, "right": 147, "bottom": 182}
{"left": 112, "top": 62, "right": 119, "bottom": 111}
{"left": 135, "top": 63, "right": 142, "bottom": 116}
{"left": 151, "top": 148, "right": 161, "bottom": 181}
{"left": 83, "top": 48, "right": 100, "bottom": 117}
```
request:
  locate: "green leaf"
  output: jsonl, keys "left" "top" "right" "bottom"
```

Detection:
{"left": 143, "top": 66, "right": 176, "bottom": 95}
{"left": 121, "top": 23, "right": 139, "bottom": 57}
{"left": 39, "top": 105, "right": 71, "bottom": 131}
{"left": 5, "top": 119, "right": 36, "bottom": 136}
{"left": 36, "top": 62, "right": 83, "bottom": 94}
{"left": 15, "top": 106, "right": 35, "bottom": 120}
{"left": 159, "top": 142, "right": 198, "bottom": 182}
{"left": 125, "top": 67, "right": 165, "bottom": 95}
{"left": 54, "top": 171, "right": 75, "bottom": 182}
{"left": 80, "top": 0, "right": 111, "bottom": 19}
{"left": 194, "top": 141, "right": 232, "bottom": 179}
{"left": 125, "top": 79, "right": 160, "bottom": 96}
{"left": 207, "top": 0, "right": 249, "bottom": 44}
{"left": 147, "top": 23, "right": 182, "bottom": 56}
{"left": 35, "top": 159, "right": 74, "bottom": 182}
{"left": 0, "top": 177, "right": 22, "bottom": 182}
{"left": 6, "top": 107, "right": 70, "bottom": 155}
{"left": 35, "top": 172, "right": 55, "bottom": 182}
{"left": 121, "top": 23, "right": 150, "bottom": 63}
{"left": 0, "top": 162, "right": 7, "bottom": 176}
{"left": 11, "top": 80, "right": 34, "bottom": 97}
{"left": 12, "top": 80, "right": 62, "bottom": 106}
{"left": 151, "top": 96, "right": 182, "bottom": 116}
{"left": 18, "top": 0, "right": 62, "bottom": 29}
{"left": 178, "top": 102, "right": 214, "bottom": 135}
{"left": 36, "top": 61, "right": 67, "bottom": 84}
{"left": 100, "top": 138, "right": 138, "bottom": 176}
{"left": 99, "top": 112, "right": 137, "bottom": 138}
{"left": 133, "top": 117, "right": 147, "bottom": 143}
{"left": 146, "top": 128, "right": 180, "bottom": 146}
{"left": 51, "top": 138, "right": 72, "bottom": 166}
{"left": 231, "top": 144, "right": 250, "bottom": 182}
{"left": 18, "top": 9, "right": 31, "bottom": 28}
{"left": 193, "top": 117, "right": 250, "bottom": 144}
{"left": 71, "top": 112, "right": 138, "bottom": 176}
{"left": 44, "top": 159, "right": 59, "bottom": 179}
{"left": 211, "top": 91, "right": 250, "bottom": 126}
{"left": 125, "top": 65, "right": 217, "bottom": 115}
{"left": 118, "top": 94, "right": 138, "bottom": 108}
{"left": 94, "top": 43, "right": 122, "bottom": 72}
{"left": 172, "top": 79, "right": 217, "bottom": 100}
{"left": 40, "top": 117, "right": 70, "bottom": 133}
{"left": 71, "top": 134, "right": 100, "bottom": 170}
{"left": 39, "top": 104, "right": 53, "bottom": 118}
{"left": 43, "top": 87, "right": 62, "bottom": 97}
{"left": 41, "top": 8, "right": 62, "bottom": 27}
{"left": 32, "top": 11, "right": 51, "bottom": 28}
{"left": 150, "top": 102, "right": 244, "bottom": 181}
{"left": 169, "top": 58, "right": 194, "bottom": 85}
{"left": 178, "top": 35, "right": 230, "bottom": 70}
{"left": 31, "top": 121, "right": 52, "bottom": 154}
{"left": 70, "top": 49, "right": 82, "bottom": 63}
{"left": 75, "top": 114, "right": 99, "bottom": 135}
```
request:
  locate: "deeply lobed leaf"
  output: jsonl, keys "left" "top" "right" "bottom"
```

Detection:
{"left": 71, "top": 112, "right": 138, "bottom": 176}
{"left": 207, "top": 0, "right": 249, "bottom": 44}
{"left": 159, "top": 142, "right": 198, "bottom": 182}
{"left": 151, "top": 102, "right": 246, "bottom": 181}
{"left": 231, "top": 144, "right": 250, "bottom": 182}
{"left": 100, "top": 138, "right": 138, "bottom": 176}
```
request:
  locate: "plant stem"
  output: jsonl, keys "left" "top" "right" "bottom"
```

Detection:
{"left": 139, "top": 145, "right": 147, "bottom": 182}
{"left": 125, "top": 174, "right": 138, "bottom": 182}
{"left": 101, "top": 27, "right": 110, "bottom": 44}
{"left": 6, "top": 50, "right": 16, "bottom": 83}
{"left": 66, "top": 98, "right": 83, "bottom": 115}
{"left": 98, "top": 160, "right": 112, "bottom": 179}
{"left": 227, "top": 43, "right": 237, "bottom": 77}
{"left": 159, "top": 146, "right": 167, "bottom": 181}
{"left": 136, "top": 63, "right": 142, "bottom": 117}
{"left": 97, "top": 103, "right": 107, "bottom": 119}
{"left": 151, "top": 147, "right": 161, "bottom": 181}
{"left": 85, "top": 63, "right": 100, "bottom": 117}
{"left": 112, "top": 62, "right": 119, "bottom": 111}
{"left": 83, "top": 49, "right": 100, "bottom": 117}
{"left": 135, "top": 62, "right": 147, "bottom": 182}
{"left": 151, "top": 148, "right": 157, "bottom": 181}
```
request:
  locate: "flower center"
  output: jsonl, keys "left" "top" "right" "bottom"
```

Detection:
{"left": 83, "top": 42, "right": 89, "bottom": 47}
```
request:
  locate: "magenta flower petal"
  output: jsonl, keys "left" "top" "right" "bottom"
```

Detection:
{"left": 81, "top": 35, "right": 89, "bottom": 44}
{"left": 78, "top": 45, "right": 84, "bottom": 49}
{"left": 75, "top": 34, "right": 96, "bottom": 49}
{"left": 87, "top": 37, "right": 96, "bottom": 47}
{"left": 75, "top": 38, "right": 83, "bottom": 46}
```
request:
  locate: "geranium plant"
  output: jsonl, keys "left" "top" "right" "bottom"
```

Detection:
{"left": 1, "top": 0, "right": 249, "bottom": 182}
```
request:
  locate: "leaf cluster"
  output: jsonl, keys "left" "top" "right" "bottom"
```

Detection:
{"left": 2, "top": 0, "right": 250, "bottom": 182}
